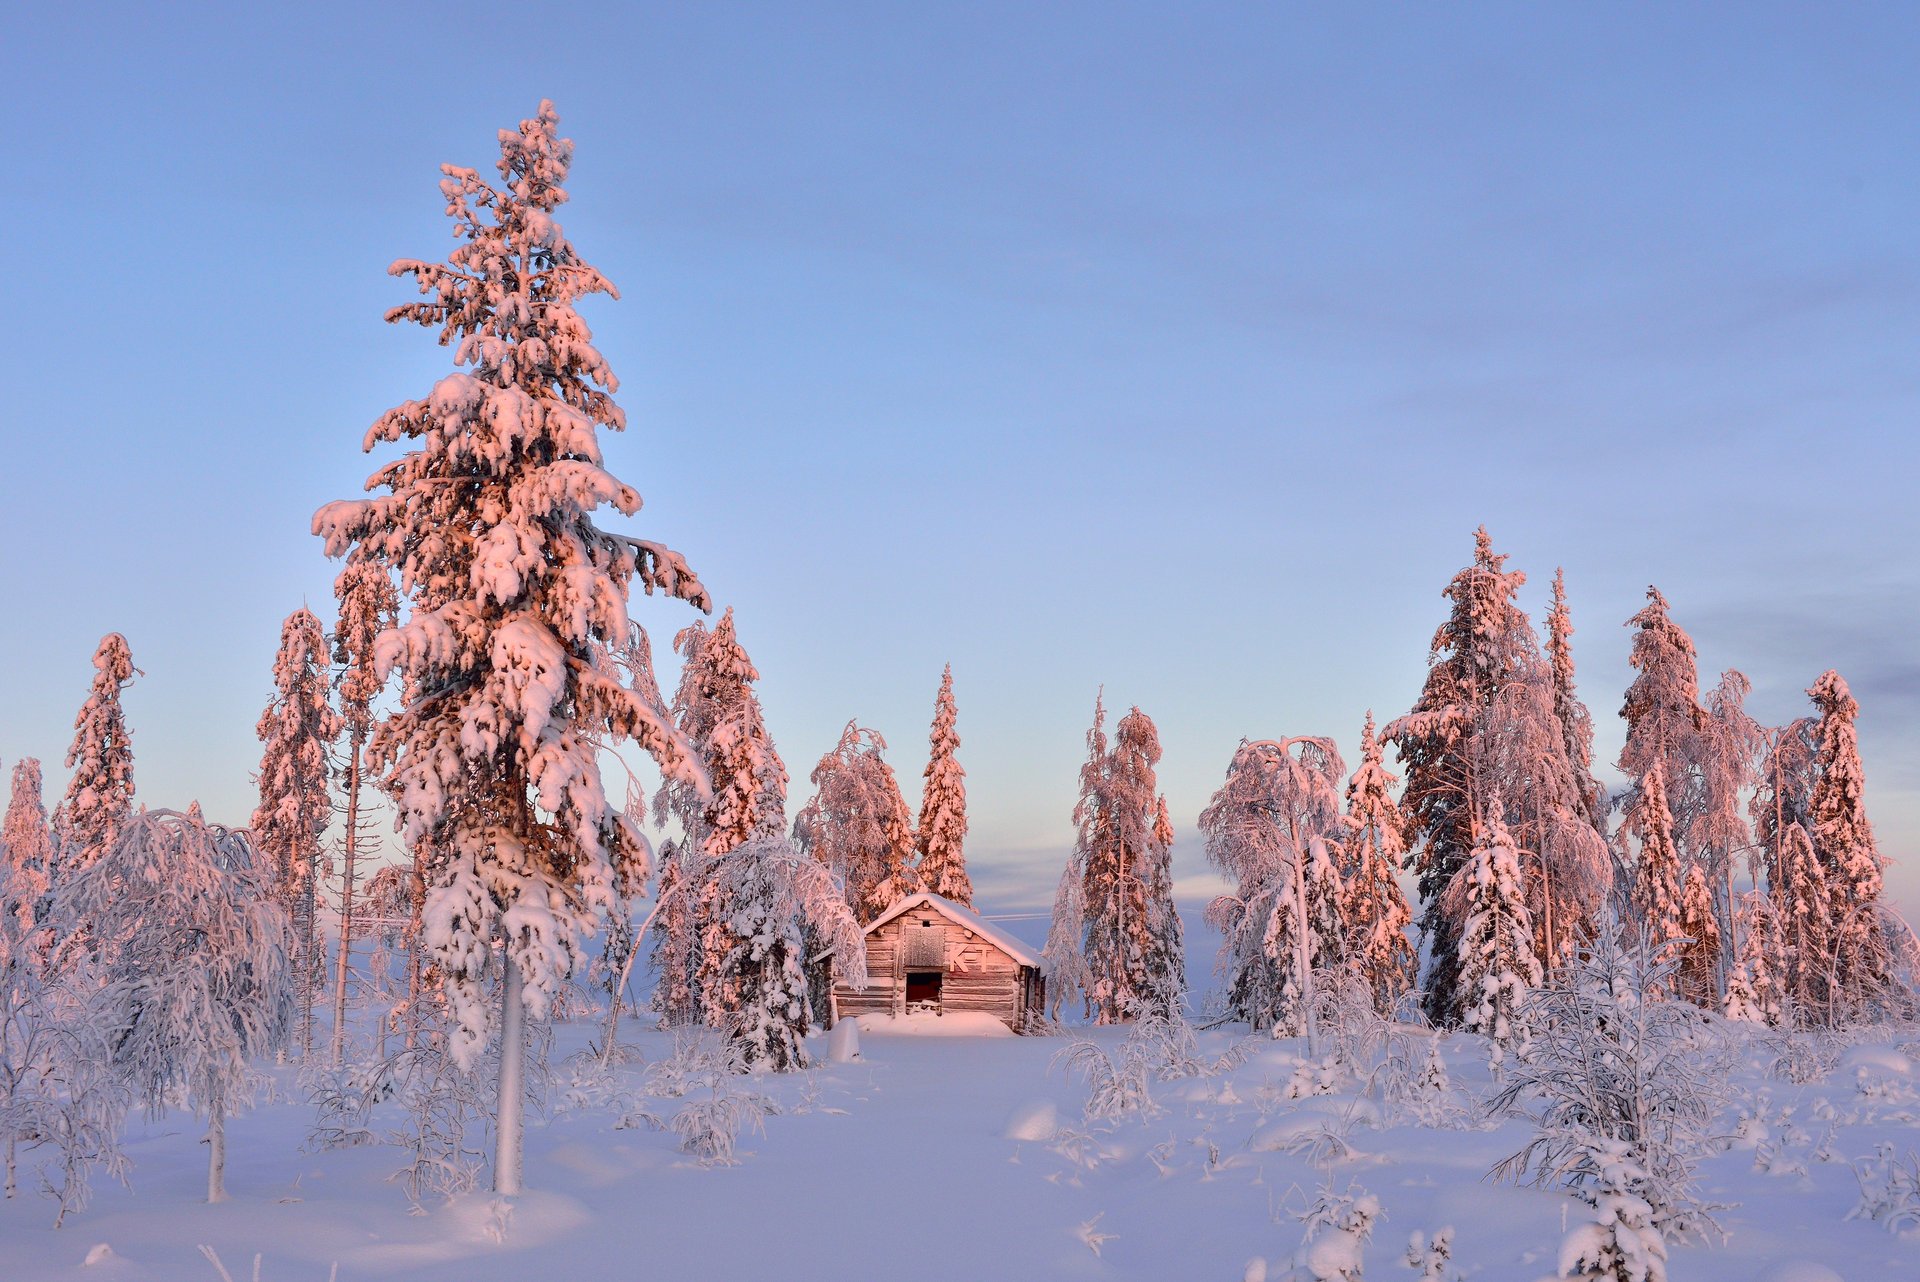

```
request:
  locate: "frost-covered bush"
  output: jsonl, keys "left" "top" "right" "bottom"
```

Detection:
{"left": 1402, "top": 1227, "right": 1457, "bottom": 1281}
{"left": 1489, "top": 922, "right": 1725, "bottom": 1236}
{"left": 1555, "top": 1142, "right": 1668, "bottom": 1282}
{"left": 1288, "top": 1182, "right": 1381, "bottom": 1281}
{"left": 0, "top": 959, "right": 129, "bottom": 1226}
{"left": 61, "top": 807, "right": 294, "bottom": 1203}
{"left": 646, "top": 1029, "right": 771, "bottom": 1165}
{"left": 1846, "top": 1142, "right": 1920, "bottom": 1234}
{"left": 1054, "top": 1035, "right": 1162, "bottom": 1122}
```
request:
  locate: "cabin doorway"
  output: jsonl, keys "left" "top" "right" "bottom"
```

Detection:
{"left": 905, "top": 971, "right": 943, "bottom": 1012}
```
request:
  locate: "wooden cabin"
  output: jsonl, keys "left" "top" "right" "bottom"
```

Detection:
{"left": 824, "top": 892, "right": 1046, "bottom": 1033}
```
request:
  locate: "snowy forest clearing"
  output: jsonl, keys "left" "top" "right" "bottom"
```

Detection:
{"left": 4, "top": 1015, "right": 1917, "bottom": 1281}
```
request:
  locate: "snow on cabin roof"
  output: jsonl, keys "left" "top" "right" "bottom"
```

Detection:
{"left": 862, "top": 893, "right": 1044, "bottom": 970}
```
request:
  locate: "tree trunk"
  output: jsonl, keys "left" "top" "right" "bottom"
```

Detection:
{"left": 331, "top": 733, "right": 364, "bottom": 1067}
{"left": 206, "top": 1099, "right": 227, "bottom": 1203}
{"left": 495, "top": 952, "right": 525, "bottom": 1196}
{"left": 405, "top": 844, "right": 426, "bottom": 1051}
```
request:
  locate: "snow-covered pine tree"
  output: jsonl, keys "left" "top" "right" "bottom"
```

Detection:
{"left": 1341, "top": 714, "right": 1415, "bottom": 1014}
{"left": 329, "top": 555, "right": 399, "bottom": 1066}
{"left": 915, "top": 665, "right": 973, "bottom": 906}
{"left": 1073, "top": 700, "right": 1180, "bottom": 1022}
{"left": 1723, "top": 892, "right": 1781, "bottom": 1026}
{"left": 1, "top": 760, "right": 53, "bottom": 971}
{"left": 313, "top": 102, "right": 709, "bottom": 1194}
{"left": 51, "top": 633, "right": 137, "bottom": 888}
{"left": 1547, "top": 569, "right": 1607, "bottom": 834}
{"left": 253, "top": 606, "right": 340, "bottom": 1057}
{"left": 712, "top": 833, "right": 866, "bottom": 1070}
{"left": 656, "top": 610, "right": 788, "bottom": 1030}
{"left": 1624, "top": 763, "right": 1684, "bottom": 974}
{"left": 1140, "top": 794, "right": 1186, "bottom": 1020}
{"left": 1615, "top": 587, "right": 1714, "bottom": 909}
{"left": 1774, "top": 820, "right": 1832, "bottom": 1019}
{"left": 1806, "top": 669, "right": 1893, "bottom": 1010}
{"left": 1675, "top": 866, "right": 1719, "bottom": 1009}
{"left": 649, "top": 839, "right": 699, "bottom": 1026}
{"left": 793, "top": 721, "right": 918, "bottom": 924}
{"left": 1454, "top": 804, "right": 1542, "bottom": 1061}
{"left": 1388, "top": 529, "right": 1544, "bottom": 1026}
{"left": 62, "top": 807, "right": 294, "bottom": 1202}
{"left": 1200, "top": 736, "right": 1347, "bottom": 1037}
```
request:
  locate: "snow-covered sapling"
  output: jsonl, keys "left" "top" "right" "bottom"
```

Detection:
{"left": 1289, "top": 1182, "right": 1382, "bottom": 1282}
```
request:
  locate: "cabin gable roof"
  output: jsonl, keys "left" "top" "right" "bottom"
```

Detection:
{"left": 863, "top": 892, "right": 1043, "bottom": 970}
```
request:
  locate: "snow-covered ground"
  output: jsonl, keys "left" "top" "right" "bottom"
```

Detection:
{"left": 4, "top": 1011, "right": 1918, "bottom": 1281}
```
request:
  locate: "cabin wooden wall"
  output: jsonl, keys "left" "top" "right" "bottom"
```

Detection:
{"left": 829, "top": 907, "right": 1039, "bottom": 1032}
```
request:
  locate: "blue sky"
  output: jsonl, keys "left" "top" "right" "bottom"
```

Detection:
{"left": 3, "top": 3, "right": 1916, "bottom": 926}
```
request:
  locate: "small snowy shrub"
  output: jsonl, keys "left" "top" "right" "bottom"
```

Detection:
{"left": 1555, "top": 1142, "right": 1668, "bottom": 1282}
{"left": 1766, "top": 1028, "right": 1841, "bottom": 1085}
{"left": 1402, "top": 1227, "right": 1457, "bottom": 1281}
{"left": 647, "top": 1029, "right": 771, "bottom": 1165}
{"left": 1288, "top": 1182, "right": 1381, "bottom": 1281}
{"left": 1489, "top": 923, "right": 1725, "bottom": 1236}
{"left": 1845, "top": 1142, "right": 1920, "bottom": 1235}
{"left": 1054, "top": 1036, "right": 1162, "bottom": 1122}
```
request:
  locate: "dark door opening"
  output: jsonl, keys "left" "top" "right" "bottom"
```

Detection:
{"left": 905, "top": 971, "right": 943, "bottom": 1010}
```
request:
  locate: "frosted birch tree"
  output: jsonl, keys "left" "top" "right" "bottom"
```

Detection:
{"left": 915, "top": 665, "right": 973, "bottom": 906}
{"left": 1042, "top": 853, "right": 1091, "bottom": 1021}
{"left": 1073, "top": 700, "right": 1179, "bottom": 1022}
{"left": 253, "top": 606, "right": 340, "bottom": 1056}
{"left": 1341, "top": 714, "right": 1415, "bottom": 1013}
{"left": 52, "top": 633, "right": 137, "bottom": 888}
{"left": 793, "top": 721, "right": 918, "bottom": 924}
{"left": 1200, "top": 736, "right": 1346, "bottom": 1037}
{"left": 61, "top": 808, "right": 293, "bottom": 1203}
{"left": 329, "top": 556, "right": 399, "bottom": 1065}
{"left": 313, "top": 102, "right": 709, "bottom": 1194}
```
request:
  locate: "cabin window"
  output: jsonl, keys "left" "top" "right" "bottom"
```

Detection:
{"left": 905, "top": 971, "right": 942, "bottom": 1010}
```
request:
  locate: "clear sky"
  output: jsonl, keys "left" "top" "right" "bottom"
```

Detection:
{"left": 3, "top": 3, "right": 1916, "bottom": 926}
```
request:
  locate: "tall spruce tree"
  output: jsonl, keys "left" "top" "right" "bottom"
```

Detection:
{"left": 1110, "top": 708, "right": 1182, "bottom": 1019}
{"left": 655, "top": 610, "right": 788, "bottom": 1031}
{"left": 915, "top": 665, "right": 973, "bottom": 906}
{"left": 53, "top": 633, "right": 137, "bottom": 886}
{"left": 1806, "top": 670, "right": 1892, "bottom": 1009}
{"left": 314, "top": 103, "right": 709, "bottom": 1194}
{"left": 1341, "top": 714, "right": 1415, "bottom": 1014}
{"left": 253, "top": 607, "right": 341, "bottom": 1056}
{"left": 1387, "top": 529, "right": 1536, "bottom": 1025}
{"left": 1546, "top": 569, "right": 1607, "bottom": 834}
{"left": 328, "top": 558, "right": 399, "bottom": 1065}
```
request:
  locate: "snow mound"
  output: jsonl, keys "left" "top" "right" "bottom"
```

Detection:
{"left": 855, "top": 1011, "right": 1013, "bottom": 1037}
{"left": 1755, "top": 1262, "right": 1845, "bottom": 1282}
{"left": 83, "top": 1244, "right": 115, "bottom": 1267}
{"left": 1003, "top": 1100, "right": 1059, "bottom": 1141}
{"left": 1841, "top": 1045, "right": 1913, "bottom": 1076}
{"left": 828, "top": 1018, "right": 861, "bottom": 1063}
{"left": 1248, "top": 1115, "right": 1329, "bottom": 1153}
